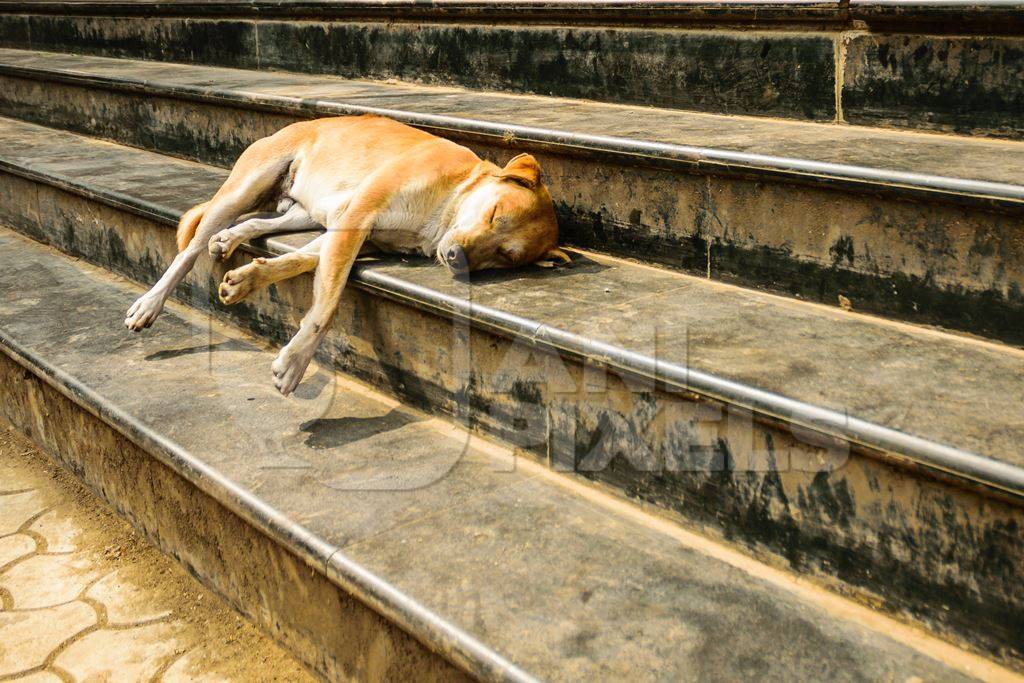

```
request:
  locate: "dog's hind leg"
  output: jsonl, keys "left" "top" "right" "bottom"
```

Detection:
{"left": 124, "top": 134, "right": 298, "bottom": 331}
{"left": 218, "top": 232, "right": 326, "bottom": 305}
{"left": 208, "top": 201, "right": 321, "bottom": 262}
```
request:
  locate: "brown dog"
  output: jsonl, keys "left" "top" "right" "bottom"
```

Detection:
{"left": 124, "top": 115, "right": 568, "bottom": 395}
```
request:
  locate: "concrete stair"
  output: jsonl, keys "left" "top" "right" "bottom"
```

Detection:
{"left": 0, "top": 115, "right": 1022, "bottom": 672}
{"left": 0, "top": 1, "right": 1021, "bottom": 680}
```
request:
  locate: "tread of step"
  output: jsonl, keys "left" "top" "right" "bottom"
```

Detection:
{"left": 0, "top": 225, "right": 1006, "bottom": 683}
{"left": 0, "top": 115, "right": 1021, "bottom": 495}
{"left": 1, "top": 48, "right": 1022, "bottom": 208}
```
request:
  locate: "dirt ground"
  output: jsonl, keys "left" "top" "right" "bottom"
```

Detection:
{"left": 0, "top": 425, "right": 318, "bottom": 682}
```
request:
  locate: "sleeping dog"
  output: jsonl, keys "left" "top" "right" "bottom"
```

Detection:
{"left": 124, "top": 115, "right": 569, "bottom": 395}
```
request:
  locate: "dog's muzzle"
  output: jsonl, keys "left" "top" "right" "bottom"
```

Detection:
{"left": 442, "top": 245, "right": 469, "bottom": 275}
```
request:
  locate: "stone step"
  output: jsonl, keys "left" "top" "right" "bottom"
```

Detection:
{"left": 1, "top": 49, "right": 1022, "bottom": 342}
{"left": 0, "top": 115, "right": 1021, "bottom": 667}
{"left": 1, "top": 225, "right": 1018, "bottom": 683}
{"left": 0, "top": 0, "right": 1021, "bottom": 139}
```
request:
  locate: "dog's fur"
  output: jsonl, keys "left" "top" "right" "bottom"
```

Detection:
{"left": 124, "top": 115, "right": 568, "bottom": 394}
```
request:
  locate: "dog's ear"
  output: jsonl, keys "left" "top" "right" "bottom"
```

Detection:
{"left": 498, "top": 153, "right": 541, "bottom": 189}
{"left": 535, "top": 247, "right": 572, "bottom": 268}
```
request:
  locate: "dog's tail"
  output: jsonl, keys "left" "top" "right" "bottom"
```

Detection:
{"left": 176, "top": 200, "right": 210, "bottom": 252}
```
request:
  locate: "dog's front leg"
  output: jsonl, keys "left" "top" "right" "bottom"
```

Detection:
{"left": 218, "top": 231, "right": 326, "bottom": 305}
{"left": 270, "top": 201, "right": 377, "bottom": 395}
{"left": 208, "top": 202, "right": 319, "bottom": 262}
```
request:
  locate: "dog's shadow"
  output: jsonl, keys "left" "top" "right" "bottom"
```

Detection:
{"left": 144, "top": 338, "right": 252, "bottom": 361}
{"left": 298, "top": 408, "right": 426, "bottom": 450}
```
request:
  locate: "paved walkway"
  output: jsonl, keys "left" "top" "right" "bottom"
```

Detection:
{"left": 0, "top": 425, "right": 317, "bottom": 682}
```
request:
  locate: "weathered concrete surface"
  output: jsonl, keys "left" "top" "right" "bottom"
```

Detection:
{"left": 0, "top": 0, "right": 852, "bottom": 25}
{"left": 0, "top": 119, "right": 1022, "bottom": 665}
{"left": 851, "top": 1, "right": 1024, "bottom": 34}
{"left": 0, "top": 15, "right": 837, "bottom": 120}
{"left": 0, "top": 427, "right": 316, "bottom": 682}
{"left": 0, "top": 52, "right": 1021, "bottom": 341}
{"left": 843, "top": 33, "right": 1024, "bottom": 139}
{"left": 1, "top": 6, "right": 1023, "bottom": 138}
{"left": 0, "top": 225, "right": 1002, "bottom": 681}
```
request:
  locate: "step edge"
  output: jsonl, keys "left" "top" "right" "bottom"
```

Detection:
{"left": 3, "top": 56, "right": 1023, "bottom": 210}
{"left": 0, "top": 304, "right": 539, "bottom": 683}
{"left": 4, "top": 144, "right": 1022, "bottom": 501}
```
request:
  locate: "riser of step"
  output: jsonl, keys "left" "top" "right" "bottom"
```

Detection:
{"left": 0, "top": 14, "right": 837, "bottom": 121}
{"left": 0, "top": 353, "right": 471, "bottom": 682}
{"left": 1, "top": 11, "right": 1023, "bottom": 139}
{"left": 1, "top": 68, "right": 1021, "bottom": 344}
{"left": 0, "top": 1, "right": 858, "bottom": 27}
{"left": 2, "top": 154, "right": 1022, "bottom": 665}
{"left": 3, "top": 0, "right": 1022, "bottom": 31}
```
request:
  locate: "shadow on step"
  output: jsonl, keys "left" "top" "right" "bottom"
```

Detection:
{"left": 300, "top": 408, "right": 427, "bottom": 451}
{"left": 144, "top": 338, "right": 254, "bottom": 361}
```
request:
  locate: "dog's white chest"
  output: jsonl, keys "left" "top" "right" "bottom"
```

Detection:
{"left": 289, "top": 165, "right": 448, "bottom": 256}
{"left": 371, "top": 182, "right": 448, "bottom": 255}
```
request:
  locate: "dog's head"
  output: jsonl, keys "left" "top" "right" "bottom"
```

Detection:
{"left": 438, "top": 153, "right": 569, "bottom": 275}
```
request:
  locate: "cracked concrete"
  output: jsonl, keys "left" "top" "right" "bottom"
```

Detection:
{"left": 0, "top": 426, "right": 317, "bottom": 682}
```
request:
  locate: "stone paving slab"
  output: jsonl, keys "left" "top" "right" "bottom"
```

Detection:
{"left": 0, "top": 425, "right": 317, "bottom": 682}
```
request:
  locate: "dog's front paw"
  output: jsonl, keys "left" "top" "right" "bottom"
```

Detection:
{"left": 271, "top": 334, "right": 317, "bottom": 396}
{"left": 218, "top": 259, "right": 265, "bottom": 305}
{"left": 208, "top": 228, "right": 241, "bottom": 261}
{"left": 124, "top": 293, "right": 164, "bottom": 331}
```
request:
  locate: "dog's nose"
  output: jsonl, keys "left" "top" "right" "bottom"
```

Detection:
{"left": 444, "top": 245, "right": 468, "bottom": 273}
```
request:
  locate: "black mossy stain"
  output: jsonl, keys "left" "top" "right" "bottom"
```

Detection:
{"left": 829, "top": 235, "right": 856, "bottom": 266}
